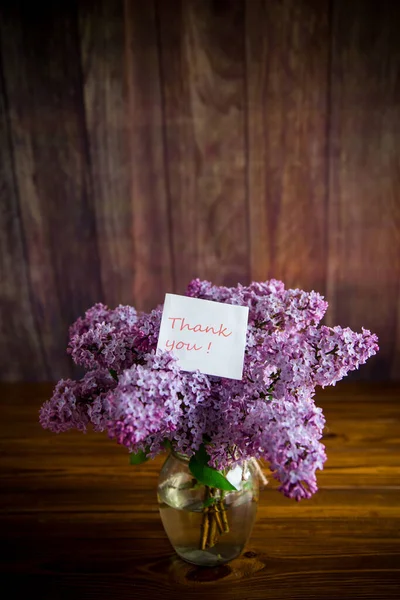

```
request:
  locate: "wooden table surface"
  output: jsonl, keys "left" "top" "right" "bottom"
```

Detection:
{"left": 1, "top": 382, "right": 399, "bottom": 599}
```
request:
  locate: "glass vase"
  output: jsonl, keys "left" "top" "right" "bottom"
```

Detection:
{"left": 157, "top": 451, "right": 259, "bottom": 567}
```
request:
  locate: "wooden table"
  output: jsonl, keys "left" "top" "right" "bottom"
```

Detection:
{"left": 1, "top": 382, "right": 399, "bottom": 599}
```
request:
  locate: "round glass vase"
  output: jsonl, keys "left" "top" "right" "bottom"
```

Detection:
{"left": 157, "top": 451, "right": 259, "bottom": 567}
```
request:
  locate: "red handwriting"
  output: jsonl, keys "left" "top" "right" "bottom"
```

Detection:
{"left": 168, "top": 317, "right": 232, "bottom": 338}
{"left": 166, "top": 339, "right": 203, "bottom": 352}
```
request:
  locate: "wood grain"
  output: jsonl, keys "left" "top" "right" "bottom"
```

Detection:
{"left": 157, "top": 0, "right": 248, "bottom": 292}
{"left": 326, "top": 0, "right": 400, "bottom": 379}
{"left": 125, "top": 0, "right": 173, "bottom": 310}
{"left": 78, "top": 0, "right": 133, "bottom": 307}
{"left": 0, "top": 46, "right": 46, "bottom": 380}
{"left": 246, "top": 0, "right": 329, "bottom": 292}
{"left": 0, "top": 2, "right": 103, "bottom": 380}
{"left": 1, "top": 382, "right": 400, "bottom": 598}
{"left": 0, "top": 0, "right": 399, "bottom": 380}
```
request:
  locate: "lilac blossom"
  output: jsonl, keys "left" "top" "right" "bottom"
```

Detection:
{"left": 69, "top": 303, "right": 137, "bottom": 338}
{"left": 68, "top": 303, "right": 138, "bottom": 372}
{"left": 131, "top": 307, "right": 163, "bottom": 353}
{"left": 243, "top": 398, "right": 326, "bottom": 500}
{"left": 186, "top": 279, "right": 328, "bottom": 332}
{"left": 107, "top": 352, "right": 183, "bottom": 451}
{"left": 306, "top": 325, "right": 379, "bottom": 387}
{"left": 40, "top": 369, "right": 116, "bottom": 433}
{"left": 40, "top": 278, "right": 379, "bottom": 501}
{"left": 170, "top": 370, "right": 213, "bottom": 456}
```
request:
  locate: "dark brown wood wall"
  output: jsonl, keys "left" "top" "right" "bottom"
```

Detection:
{"left": 0, "top": 0, "right": 399, "bottom": 381}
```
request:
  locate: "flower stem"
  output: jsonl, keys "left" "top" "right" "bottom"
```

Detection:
{"left": 213, "top": 504, "right": 224, "bottom": 535}
{"left": 200, "top": 486, "right": 210, "bottom": 550}
{"left": 200, "top": 509, "right": 210, "bottom": 550}
{"left": 250, "top": 457, "right": 268, "bottom": 486}
{"left": 200, "top": 486, "right": 231, "bottom": 549}
{"left": 219, "top": 491, "right": 230, "bottom": 533}
{"left": 207, "top": 511, "right": 217, "bottom": 548}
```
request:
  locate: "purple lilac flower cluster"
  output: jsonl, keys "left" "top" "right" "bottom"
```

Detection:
{"left": 39, "top": 368, "right": 116, "bottom": 433}
{"left": 40, "top": 279, "right": 378, "bottom": 501}
{"left": 68, "top": 303, "right": 139, "bottom": 371}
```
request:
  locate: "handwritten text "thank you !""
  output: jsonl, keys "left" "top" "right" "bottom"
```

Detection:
{"left": 156, "top": 294, "right": 249, "bottom": 380}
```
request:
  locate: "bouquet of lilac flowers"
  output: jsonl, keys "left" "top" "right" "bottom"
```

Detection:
{"left": 40, "top": 279, "right": 378, "bottom": 502}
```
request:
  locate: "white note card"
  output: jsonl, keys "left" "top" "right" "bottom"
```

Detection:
{"left": 156, "top": 293, "right": 249, "bottom": 380}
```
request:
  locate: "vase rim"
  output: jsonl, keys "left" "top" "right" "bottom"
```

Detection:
{"left": 169, "top": 447, "right": 256, "bottom": 470}
{"left": 170, "top": 448, "right": 190, "bottom": 463}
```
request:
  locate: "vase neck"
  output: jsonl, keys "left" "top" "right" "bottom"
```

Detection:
{"left": 170, "top": 448, "right": 190, "bottom": 463}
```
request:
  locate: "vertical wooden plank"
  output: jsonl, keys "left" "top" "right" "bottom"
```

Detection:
{"left": 246, "top": 0, "right": 329, "bottom": 293}
{"left": 125, "top": 0, "right": 173, "bottom": 310}
{"left": 0, "top": 51, "right": 47, "bottom": 381}
{"left": 327, "top": 0, "right": 400, "bottom": 379}
{"left": 0, "top": 2, "right": 103, "bottom": 380}
{"left": 78, "top": 0, "right": 132, "bottom": 307}
{"left": 393, "top": 285, "right": 400, "bottom": 379}
{"left": 157, "top": 0, "right": 248, "bottom": 292}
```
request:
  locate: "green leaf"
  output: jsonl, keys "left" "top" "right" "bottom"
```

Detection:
{"left": 203, "top": 496, "right": 217, "bottom": 508}
{"left": 189, "top": 444, "right": 237, "bottom": 492}
{"left": 129, "top": 448, "right": 149, "bottom": 465}
{"left": 242, "top": 480, "right": 253, "bottom": 491}
{"left": 109, "top": 368, "right": 118, "bottom": 382}
{"left": 162, "top": 439, "right": 172, "bottom": 451}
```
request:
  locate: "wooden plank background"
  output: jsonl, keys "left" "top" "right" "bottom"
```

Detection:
{"left": 0, "top": 0, "right": 399, "bottom": 381}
